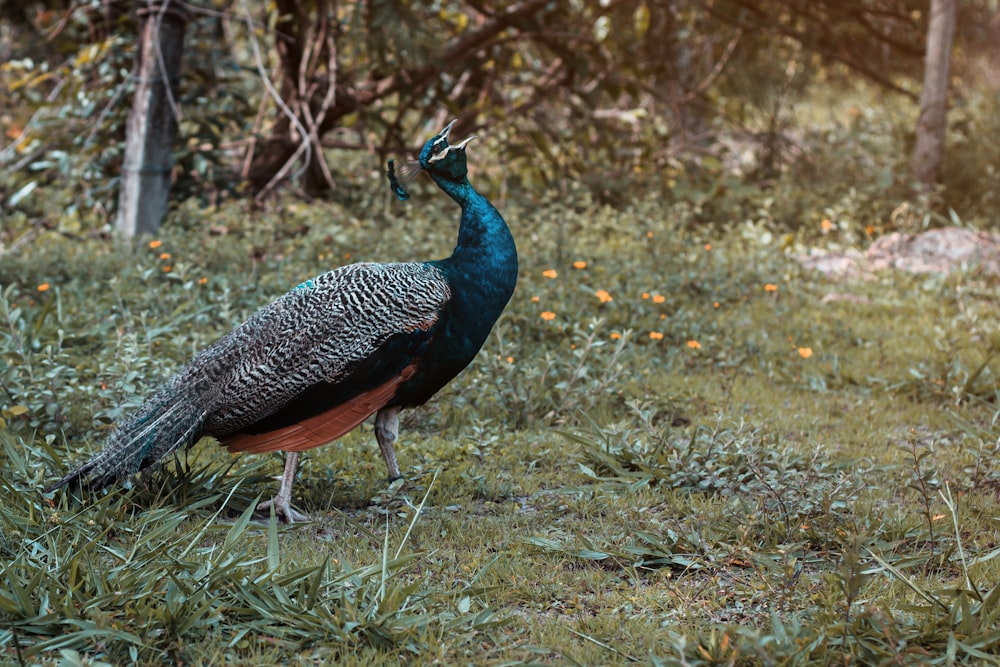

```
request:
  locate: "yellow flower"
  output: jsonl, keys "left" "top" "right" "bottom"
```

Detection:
{"left": 764, "top": 283, "right": 778, "bottom": 292}
{"left": 37, "top": 283, "right": 50, "bottom": 292}
{"left": 797, "top": 347, "right": 813, "bottom": 358}
{"left": 649, "top": 331, "right": 664, "bottom": 341}
{"left": 542, "top": 269, "right": 558, "bottom": 279}
{"left": 595, "top": 289, "right": 613, "bottom": 303}
{"left": 149, "top": 240, "right": 163, "bottom": 249}
{"left": 573, "top": 261, "right": 587, "bottom": 269}
{"left": 687, "top": 340, "right": 701, "bottom": 349}
{"left": 540, "top": 311, "right": 556, "bottom": 321}
{"left": 652, "top": 294, "right": 665, "bottom": 304}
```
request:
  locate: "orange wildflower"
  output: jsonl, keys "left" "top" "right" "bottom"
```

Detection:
{"left": 652, "top": 295, "right": 665, "bottom": 304}
{"left": 540, "top": 311, "right": 556, "bottom": 321}
{"left": 542, "top": 269, "right": 558, "bottom": 279}
{"left": 646, "top": 231, "right": 653, "bottom": 239}
{"left": 530, "top": 296, "right": 540, "bottom": 302}
{"left": 764, "top": 283, "right": 778, "bottom": 292}
{"left": 610, "top": 332, "right": 621, "bottom": 340}
{"left": 595, "top": 289, "right": 613, "bottom": 303}
{"left": 159, "top": 253, "right": 171, "bottom": 260}
{"left": 149, "top": 240, "right": 162, "bottom": 249}
{"left": 713, "top": 301, "right": 720, "bottom": 308}
{"left": 162, "top": 266, "right": 172, "bottom": 273}
{"left": 687, "top": 340, "right": 702, "bottom": 349}
{"left": 506, "top": 356, "right": 514, "bottom": 364}
{"left": 649, "top": 331, "right": 664, "bottom": 341}
{"left": 704, "top": 243, "right": 712, "bottom": 251}
{"left": 37, "top": 283, "right": 50, "bottom": 292}
{"left": 797, "top": 347, "right": 813, "bottom": 358}
{"left": 573, "top": 261, "right": 587, "bottom": 269}
{"left": 821, "top": 218, "right": 834, "bottom": 232}
{"left": 641, "top": 292, "right": 650, "bottom": 300}
{"left": 198, "top": 277, "right": 208, "bottom": 285}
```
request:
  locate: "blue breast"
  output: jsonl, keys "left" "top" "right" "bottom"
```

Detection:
{"left": 391, "top": 158, "right": 517, "bottom": 407}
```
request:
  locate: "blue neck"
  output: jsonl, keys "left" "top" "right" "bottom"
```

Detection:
{"left": 430, "top": 176, "right": 518, "bottom": 307}
{"left": 438, "top": 177, "right": 517, "bottom": 266}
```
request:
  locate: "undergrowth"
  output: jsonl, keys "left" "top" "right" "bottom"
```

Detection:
{"left": 1, "top": 191, "right": 1000, "bottom": 663}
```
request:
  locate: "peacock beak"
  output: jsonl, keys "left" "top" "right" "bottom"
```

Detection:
{"left": 438, "top": 119, "right": 458, "bottom": 141}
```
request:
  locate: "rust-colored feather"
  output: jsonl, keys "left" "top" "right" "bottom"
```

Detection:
{"left": 222, "top": 365, "right": 417, "bottom": 454}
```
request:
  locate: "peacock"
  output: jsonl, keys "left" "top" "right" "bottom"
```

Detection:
{"left": 46, "top": 119, "right": 518, "bottom": 522}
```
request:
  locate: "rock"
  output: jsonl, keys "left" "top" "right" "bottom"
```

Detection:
{"left": 799, "top": 227, "right": 1000, "bottom": 280}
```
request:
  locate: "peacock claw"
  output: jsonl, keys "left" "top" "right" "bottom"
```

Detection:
{"left": 256, "top": 497, "right": 310, "bottom": 523}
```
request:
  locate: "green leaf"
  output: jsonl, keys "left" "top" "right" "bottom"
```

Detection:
{"left": 9, "top": 181, "right": 37, "bottom": 207}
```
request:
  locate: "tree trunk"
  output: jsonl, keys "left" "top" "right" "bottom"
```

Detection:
{"left": 116, "top": 1, "right": 188, "bottom": 238}
{"left": 912, "top": 0, "right": 958, "bottom": 191}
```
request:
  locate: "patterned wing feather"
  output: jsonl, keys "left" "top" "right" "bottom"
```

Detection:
{"left": 185, "top": 261, "right": 449, "bottom": 438}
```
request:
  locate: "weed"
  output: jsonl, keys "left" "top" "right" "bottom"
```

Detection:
{"left": 905, "top": 432, "right": 943, "bottom": 553}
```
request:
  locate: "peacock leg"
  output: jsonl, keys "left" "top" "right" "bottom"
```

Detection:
{"left": 374, "top": 406, "right": 402, "bottom": 480}
{"left": 256, "top": 451, "right": 310, "bottom": 522}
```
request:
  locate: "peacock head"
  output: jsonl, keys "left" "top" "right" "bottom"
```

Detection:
{"left": 387, "top": 119, "right": 476, "bottom": 200}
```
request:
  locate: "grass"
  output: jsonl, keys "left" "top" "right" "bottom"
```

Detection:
{"left": 2, "top": 185, "right": 1000, "bottom": 665}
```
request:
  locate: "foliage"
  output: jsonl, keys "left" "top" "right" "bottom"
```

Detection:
{"left": 0, "top": 438, "right": 497, "bottom": 663}
{"left": 3, "top": 185, "right": 1000, "bottom": 662}
{"left": 569, "top": 411, "right": 864, "bottom": 541}
{"left": 2, "top": 0, "right": 998, "bottom": 228}
{"left": 0, "top": 0, "right": 252, "bottom": 230}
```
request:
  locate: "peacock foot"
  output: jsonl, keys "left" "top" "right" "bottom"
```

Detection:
{"left": 256, "top": 496, "right": 310, "bottom": 523}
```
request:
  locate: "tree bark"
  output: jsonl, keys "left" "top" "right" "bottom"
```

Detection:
{"left": 116, "top": 1, "right": 188, "bottom": 238}
{"left": 912, "top": 0, "right": 958, "bottom": 191}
